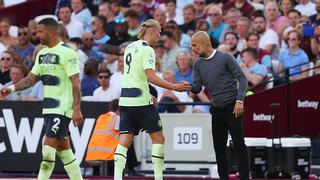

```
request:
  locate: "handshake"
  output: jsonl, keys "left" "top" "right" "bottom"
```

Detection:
{"left": 173, "top": 81, "right": 192, "bottom": 92}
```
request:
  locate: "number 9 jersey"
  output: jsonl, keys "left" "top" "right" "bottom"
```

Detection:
{"left": 119, "top": 40, "right": 156, "bottom": 106}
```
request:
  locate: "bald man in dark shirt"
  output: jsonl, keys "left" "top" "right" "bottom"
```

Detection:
{"left": 190, "top": 31, "right": 249, "bottom": 180}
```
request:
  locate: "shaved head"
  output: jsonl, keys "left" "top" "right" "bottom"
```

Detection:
{"left": 191, "top": 31, "right": 213, "bottom": 58}
{"left": 192, "top": 31, "right": 212, "bottom": 48}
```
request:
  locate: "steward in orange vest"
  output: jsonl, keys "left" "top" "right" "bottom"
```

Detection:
{"left": 86, "top": 111, "right": 120, "bottom": 161}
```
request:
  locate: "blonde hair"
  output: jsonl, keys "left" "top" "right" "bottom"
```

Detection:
{"left": 137, "top": 19, "right": 161, "bottom": 39}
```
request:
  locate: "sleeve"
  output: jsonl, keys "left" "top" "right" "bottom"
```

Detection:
{"left": 265, "top": 30, "right": 279, "bottom": 46}
{"left": 261, "top": 55, "right": 272, "bottom": 68}
{"left": 31, "top": 52, "right": 42, "bottom": 76}
{"left": 64, "top": 49, "right": 80, "bottom": 77}
{"left": 191, "top": 60, "right": 203, "bottom": 94}
{"left": 225, "top": 53, "right": 248, "bottom": 101}
{"left": 301, "top": 52, "right": 309, "bottom": 68}
{"left": 142, "top": 47, "right": 156, "bottom": 71}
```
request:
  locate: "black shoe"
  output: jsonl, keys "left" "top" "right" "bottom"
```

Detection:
{"left": 128, "top": 170, "right": 144, "bottom": 176}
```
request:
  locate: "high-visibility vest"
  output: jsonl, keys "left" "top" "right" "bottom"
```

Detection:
{"left": 85, "top": 112, "right": 120, "bottom": 161}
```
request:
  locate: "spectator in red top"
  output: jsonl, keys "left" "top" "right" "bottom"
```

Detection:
{"left": 223, "top": 0, "right": 254, "bottom": 18}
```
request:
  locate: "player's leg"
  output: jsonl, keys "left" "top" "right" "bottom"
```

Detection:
{"left": 149, "top": 131, "right": 165, "bottom": 180}
{"left": 114, "top": 106, "right": 135, "bottom": 180}
{"left": 137, "top": 105, "right": 164, "bottom": 180}
{"left": 38, "top": 136, "right": 58, "bottom": 180}
{"left": 57, "top": 138, "right": 83, "bottom": 180}
{"left": 114, "top": 133, "right": 134, "bottom": 180}
{"left": 38, "top": 114, "right": 63, "bottom": 180}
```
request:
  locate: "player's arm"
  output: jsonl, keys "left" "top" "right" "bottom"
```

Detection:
{"left": 0, "top": 73, "right": 39, "bottom": 98}
{"left": 69, "top": 73, "right": 83, "bottom": 126}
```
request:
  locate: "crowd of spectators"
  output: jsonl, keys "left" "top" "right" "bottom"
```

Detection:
{"left": 1, "top": 0, "right": 320, "bottom": 113}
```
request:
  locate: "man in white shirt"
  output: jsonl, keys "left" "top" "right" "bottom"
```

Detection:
{"left": 58, "top": 4, "right": 85, "bottom": 38}
{"left": 295, "top": 0, "right": 317, "bottom": 17}
{"left": 93, "top": 67, "right": 120, "bottom": 102}
{"left": 252, "top": 14, "right": 279, "bottom": 59}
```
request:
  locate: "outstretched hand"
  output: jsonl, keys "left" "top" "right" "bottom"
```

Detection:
{"left": 174, "top": 81, "right": 192, "bottom": 92}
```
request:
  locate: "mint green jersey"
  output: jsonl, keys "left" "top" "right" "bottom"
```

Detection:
{"left": 31, "top": 42, "right": 80, "bottom": 118}
{"left": 119, "top": 40, "right": 156, "bottom": 106}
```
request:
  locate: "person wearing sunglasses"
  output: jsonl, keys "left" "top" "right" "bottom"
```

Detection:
{"left": 92, "top": 67, "right": 119, "bottom": 102}
{"left": 28, "top": 20, "right": 41, "bottom": 46}
{"left": 13, "top": 26, "right": 35, "bottom": 70}
{"left": 278, "top": 30, "right": 309, "bottom": 82}
{"left": 0, "top": 51, "right": 13, "bottom": 85}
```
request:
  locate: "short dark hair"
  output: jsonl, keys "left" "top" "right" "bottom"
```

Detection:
{"left": 109, "top": 99, "right": 119, "bottom": 112}
{"left": 242, "top": 47, "right": 258, "bottom": 59}
{"left": 165, "top": 0, "right": 176, "bottom": 4}
{"left": 95, "top": 15, "right": 107, "bottom": 27}
{"left": 224, "top": 31, "right": 239, "bottom": 41}
{"left": 246, "top": 32, "right": 260, "bottom": 41}
{"left": 288, "top": 9, "right": 301, "bottom": 17}
{"left": 124, "top": 9, "right": 138, "bottom": 19}
{"left": 84, "top": 59, "right": 99, "bottom": 76}
{"left": 38, "top": 18, "right": 58, "bottom": 31}
{"left": 98, "top": 66, "right": 111, "bottom": 75}
{"left": 162, "top": 31, "right": 176, "bottom": 41}
{"left": 251, "top": 10, "right": 265, "bottom": 21}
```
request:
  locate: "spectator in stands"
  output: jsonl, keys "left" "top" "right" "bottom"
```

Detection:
{"left": 175, "top": 51, "right": 193, "bottom": 83}
{"left": 294, "top": 17, "right": 319, "bottom": 62}
{"left": 24, "top": 81, "right": 43, "bottom": 101}
{"left": 105, "top": 18, "right": 131, "bottom": 46}
{"left": 165, "top": 0, "right": 183, "bottom": 25}
{"left": 81, "top": 33, "right": 106, "bottom": 63}
{"left": 179, "top": 4, "right": 197, "bottom": 35}
{"left": 28, "top": 20, "right": 40, "bottom": 46}
{"left": 252, "top": 14, "right": 279, "bottom": 59}
{"left": 310, "top": 0, "right": 320, "bottom": 25}
{"left": 157, "top": 71, "right": 193, "bottom": 113}
{"left": 57, "top": 23, "right": 70, "bottom": 43}
{"left": 98, "top": 2, "right": 116, "bottom": 37}
{"left": 71, "top": 0, "right": 93, "bottom": 33}
{"left": 245, "top": 32, "right": 272, "bottom": 71}
{"left": 163, "top": 21, "right": 191, "bottom": 51}
{"left": 153, "top": 8, "right": 166, "bottom": 28}
{"left": 225, "top": 8, "right": 242, "bottom": 32}
{"left": 14, "top": 26, "right": 35, "bottom": 70}
{"left": 130, "top": 0, "right": 152, "bottom": 23}
{"left": 279, "top": 0, "right": 295, "bottom": 18}
{"left": 278, "top": 30, "right": 309, "bottom": 81}
{"left": 68, "top": 38, "right": 89, "bottom": 80}
{"left": 195, "top": 20, "right": 220, "bottom": 48}
{"left": 240, "top": 48, "right": 268, "bottom": 87}
{"left": 236, "top": 17, "right": 251, "bottom": 51}
{"left": 0, "top": 51, "right": 13, "bottom": 85}
{"left": 161, "top": 31, "right": 180, "bottom": 72}
{"left": 225, "top": 32, "right": 241, "bottom": 60}
{"left": 110, "top": 43, "right": 126, "bottom": 95}
{"left": 109, "top": 0, "right": 124, "bottom": 21}
{"left": 207, "top": 5, "right": 230, "bottom": 43}
{"left": 223, "top": 0, "right": 254, "bottom": 18}
{"left": 124, "top": 9, "right": 140, "bottom": 38}
{"left": 81, "top": 60, "right": 99, "bottom": 96}
{"left": 0, "top": 18, "right": 18, "bottom": 47}
{"left": 315, "top": 59, "right": 320, "bottom": 75}
{"left": 294, "top": 0, "right": 316, "bottom": 17}
{"left": 58, "top": 4, "right": 85, "bottom": 38}
{"left": 4, "top": 64, "right": 32, "bottom": 101}
{"left": 282, "top": 9, "right": 302, "bottom": 48}
{"left": 144, "top": 0, "right": 161, "bottom": 16}
{"left": 93, "top": 67, "right": 120, "bottom": 102}
{"left": 265, "top": 2, "right": 290, "bottom": 40}
{"left": 193, "top": 0, "right": 206, "bottom": 21}
{"left": 92, "top": 15, "right": 110, "bottom": 48}
{"left": 155, "top": 39, "right": 166, "bottom": 69}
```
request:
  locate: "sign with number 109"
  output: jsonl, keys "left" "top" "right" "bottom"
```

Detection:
{"left": 173, "top": 127, "right": 202, "bottom": 150}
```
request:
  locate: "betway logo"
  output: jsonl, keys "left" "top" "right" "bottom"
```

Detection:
{"left": 253, "top": 113, "right": 274, "bottom": 122}
{"left": 0, "top": 109, "right": 95, "bottom": 163}
{"left": 297, "top": 100, "right": 319, "bottom": 110}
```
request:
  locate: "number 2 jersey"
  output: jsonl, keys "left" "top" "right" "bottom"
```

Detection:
{"left": 31, "top": 42, "right": 80, "bottom": 118}
{"left": 119, "top": 40, "right": 156, "bottom": 106}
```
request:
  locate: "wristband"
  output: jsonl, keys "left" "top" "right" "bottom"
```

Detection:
{"left": 8, "top": 85, "right": 15, "bottom": 92}
{"left": 236, "top": 100, "right": 243, "bottom": 104}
